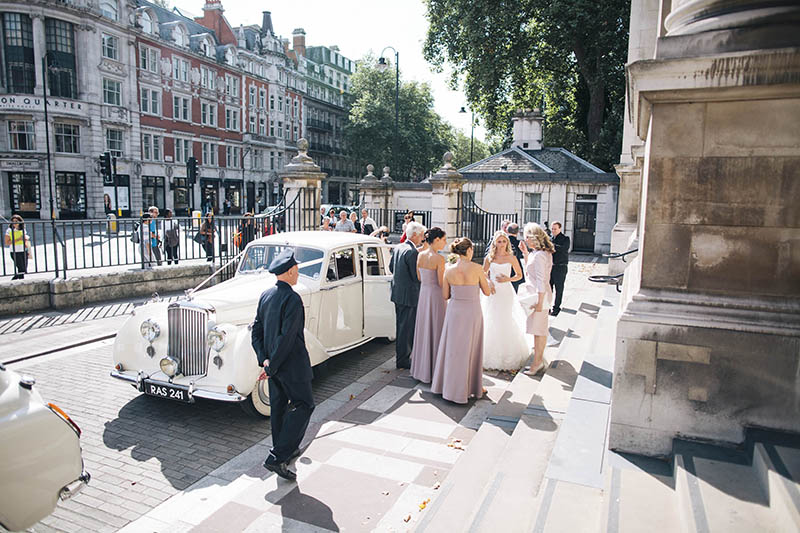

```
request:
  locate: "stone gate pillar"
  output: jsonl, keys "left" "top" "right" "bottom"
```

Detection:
{"left": 429, "top": 152, "right": 464, "bottom": 240}
{"left": 279, "top": 139, "right": 325, "bottom": 232}
{"left": 359, "top": 164, "right": 392, "bottom": 213}
{"left": 609, "top": 0, "right": 800, "bottom": 456}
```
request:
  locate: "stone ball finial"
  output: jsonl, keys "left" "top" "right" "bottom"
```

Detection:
{"left": 443, "top": 151, "right": 454, "bottom": 168}
{"left": 297, "top": 138, "right": 309, "bottom": 153}
{"left": 383, "top": 166, "right": 390, "bottom": 176}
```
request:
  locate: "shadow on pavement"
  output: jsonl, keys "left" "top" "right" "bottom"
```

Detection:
{"left": 266, "top": 486, "right": 340, "bottom": 532}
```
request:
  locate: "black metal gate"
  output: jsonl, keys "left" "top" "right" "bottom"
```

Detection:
{"left": 460, "top": 195, "right": 517, "bottom": 257}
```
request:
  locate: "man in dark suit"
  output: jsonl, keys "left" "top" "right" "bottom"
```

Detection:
{"left": 506, "top": 222, "right": 525, "bottom": 293}
{"left": 389, "top": 221, "right": 425, "bottom": 369}
{"left": 251, "top": 249, "right": 314, "bottom": 481}
{"left": 549, "top": 221, "right": 570, "bottom": 316}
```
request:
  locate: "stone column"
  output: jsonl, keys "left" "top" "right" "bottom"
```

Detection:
{"left": 278, "top": 139, "right": 325, "bottom": 232}
{"left": 429, "top": 152, "right": 464, "bottom": 240}
{"left": 609, "top": 3, "right": 800, "bottom": 456}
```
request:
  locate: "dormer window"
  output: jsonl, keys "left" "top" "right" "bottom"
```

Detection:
{"left": 174, "top": 26, "right": 188, "bottom": 47}
{"left": 225, "top": 48, "right": 235, "bottom": 65}
{"left": 139, "top": 10, "right": 153, "bottom": 34}
{"left": 100, "top": 0, "right": 118, "bottom": 21}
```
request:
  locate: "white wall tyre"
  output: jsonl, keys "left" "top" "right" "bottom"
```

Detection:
{"left": 240, "top": 378, "right": 271, "bottom": 418}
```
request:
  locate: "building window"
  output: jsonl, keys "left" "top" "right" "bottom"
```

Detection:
{"left": 140, "top": 10, "right": 154, "bottom": 34}
{"left": 140, "top": 87, "right": 160, "bottom": 115}
{"left": 173, "top": 95, "right": 190, "bottom": 121}
{"left": 252, "top": 149, "right": 263, "bottom": 170}
{"left": 55, "top": 172, "right": 86, "bottom": 218}
{"left": 293, "top": 124, "right": 298, "bottom": 142}
{"left": 201, "top": 66, "right": 216, "bottom": 89}
{"left": 54, "top": 123, "right": 80, "bottom": 154}
{"left": 225, "top": 146, "right": 240, "bottom": 168}
{"left": 269, "top": 94, "right": 274, "bottom": 110}
{"left": 269, "top": 120, "right": 274, "bottom": 137}
{"left": 259, "top": 89, "right": 266, "bottom": 109}
{"left": 173, "top": 177, "right": 190, "bottom": 216}
{"left": 2, "top": 14, "right": 35, "bottom": 94}
{"left": 142, "top": 133, "right": 162, "bottom": 161}
{"left": 9, "top": 172, "right": 40, "bottom": 215}
{"left": 225, "top": 108, "right": 239, "bottom": 131}
{"left": 173, "top": 26, "right": 188, "bottom": 47}
{"left": 103, "top": 78, "right": 121, "bottom": 105}
{"left": 139, "top": 45, "right": 158, "bottom": 73}
{"left": 201, "top": 142, "right": 218, "bottom": 166}
{"left": 172, "top": 57, "right": 189, "bottom": 82}
{"left": 270, "top": 151, "right": 275, "bottom": 170}
{"left": 249, "top": 114, "right": 256, "bottom": 134}
{"left": 101, "top": 33, "right": 118, "bottom": 60}
{"left": 249, "top": 85, "right": 256, "bottom": 106}
{"left": 225, "top": 75, "right": 239, "bottom": 97}
{"left": 174, "top": 138, "right": 191, "bottom": 163}
{"left": 100, "top": 0, "right": 118, "bottom": 21}
{"left": 293, "top": 99, "right": 298, "bottom": 118}
{"left": 278, "top": 95, "right": 283, "bottom": 112}
{"left": 523, "top": 193, "right": 542, "bottom": 224}
{"left": 8, "top": 120, "right": 34, "bottom": 151}
{"left": 201, "top": 102, "right": 217, "bottom": 127}
{"left": 45, "top": 19, "right": 77, "bottom": 99}
{"left": 142, "top": 176, "right": 165, "bottom": 211}
{"left": 259, "top": 116, "right": 266, "bottom": 136}
{"left": 105, "top": 129, "right": 123, "bottom": 157}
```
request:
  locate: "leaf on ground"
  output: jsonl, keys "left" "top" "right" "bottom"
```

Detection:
{"left": 446, "top": 438, "right": 465, "bottom": 450}
{"left": 382, "top": 491, "right": 390, "bottom": 496}
{"left": 403, "top": 515, "right": 411, "bottom": 523}
{"left": 349, "top": 394, "right": 355, "bottom": 400}
{"left": 419, "top": 498, "right": 431, "bottom": 510}
{"left": 432, "top": 482, "right": 441, "bottom": 490}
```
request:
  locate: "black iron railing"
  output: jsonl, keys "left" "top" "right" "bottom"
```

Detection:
{"left": 460, "top": 196, "right": 517, "bottom": 257}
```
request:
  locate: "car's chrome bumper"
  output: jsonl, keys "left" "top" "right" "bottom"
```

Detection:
{"left": 59, "top": 470, "right": 90, "bottom": 501}
{"left": 109, "top": 370, "right": 247, "bottom": 402}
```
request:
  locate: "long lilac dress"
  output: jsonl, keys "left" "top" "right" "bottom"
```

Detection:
{"left": 430, "top": 285, "right": 484, "bottom": 404}
{"left": 410, "top": 268, "right": 447, "bottom": 383}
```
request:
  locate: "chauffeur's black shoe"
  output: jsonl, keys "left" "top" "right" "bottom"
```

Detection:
{"left": 263, "top": 455, "right": 297, "bottom": 481}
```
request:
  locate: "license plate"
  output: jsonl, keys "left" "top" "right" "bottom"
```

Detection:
{"left": 143, "top": 380, "right": 191, "bottom": 403}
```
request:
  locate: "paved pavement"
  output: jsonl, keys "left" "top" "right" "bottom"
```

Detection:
{"left": 3, "top": 258, "right": 610, "bottom": 533}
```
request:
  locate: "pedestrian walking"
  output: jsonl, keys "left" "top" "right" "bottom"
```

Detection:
{"left": 238, "top": 213, "right": 256, "bottom": 252}
{"left": 147, "top": 206, "right": 162, "bottom": 266}
{"left": 199, "top": 212, "right": 216, "bottom": 261}
{"left": 549, "top": 221, "right": 570, "bottom": 316}
{"left": 4, "top": 214, "right": 31, "bottom": 280}
{"left": 390, "top": 221, "right": 425, "bottom": 369}
{"left": 251, "top": 249, "right": 314, "bottom": 481}
{"left": 163, "top": 209, "right": 180, "bottom": 265}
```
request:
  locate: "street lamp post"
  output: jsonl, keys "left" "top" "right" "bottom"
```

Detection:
{"left": 41, "top": 53, "right": 60, "bottom": 278}
{"left": 241, "top": 146, "right": 251, "bottom": 213}
{"left": 459, "top": 106, "right": 475, "bottom": 164}
{"left": 377, "top": 47, "right": 399, "bottom": 175}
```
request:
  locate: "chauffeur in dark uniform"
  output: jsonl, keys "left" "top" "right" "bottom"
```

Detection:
{"left": 549, "top": 221, "right": 570, "bottom": 316}
{"left": 251, "top": 249, "right": 314, "bottom": 481}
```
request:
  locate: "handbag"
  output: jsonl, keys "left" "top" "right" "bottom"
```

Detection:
{"left": 516, "top": 285, "right": 539, "bottom": 316}
{"left": 193, "top": 231, "right": 206, "bottom": 245}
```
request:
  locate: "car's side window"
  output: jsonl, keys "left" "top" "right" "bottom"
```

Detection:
{"left": 327, "top": 247, "right": 358, "bottom": 283}
{"left": 363, "top": 246, "right": 385, "bottom": 276}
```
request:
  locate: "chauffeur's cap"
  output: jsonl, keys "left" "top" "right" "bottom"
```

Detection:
{"left": 268, "top": 249, "right": 297, "bottom": 275}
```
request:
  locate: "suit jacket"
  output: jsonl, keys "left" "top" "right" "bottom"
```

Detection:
{"left": 251, "top": 280, "right": 313, "bottom": 383}
{"left": 389, "top": 241, "right": 420, "bottom": 307}
{"left": 508, "top": 235, "right": 524, "bottom": 267}
{"left": 552, "top": 233, "right": 570, "bottom": 265}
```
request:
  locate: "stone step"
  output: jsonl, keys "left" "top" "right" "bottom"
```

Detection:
{"left": 676, "top": 449, "right": 783, "bottom": 532}
{"left": 753, "top": 442, "right": 800, "bottom": 532}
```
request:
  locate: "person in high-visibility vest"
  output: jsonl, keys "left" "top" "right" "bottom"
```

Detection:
{"left": 4, "top": 214, "right": 31, "bottom": 280}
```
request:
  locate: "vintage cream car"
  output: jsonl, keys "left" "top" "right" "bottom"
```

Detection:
{"left": 110, "top": 231, "right": 395, "bottom": 417}
{"left": 0, "top": 363, "right": 90, "bottom": 531}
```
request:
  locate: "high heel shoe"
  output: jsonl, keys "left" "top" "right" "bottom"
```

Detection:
{"left": 523, "top": 362, "right": 545, "bottom": 376}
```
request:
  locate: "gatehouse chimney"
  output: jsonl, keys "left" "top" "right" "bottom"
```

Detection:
{"left": 511, "top": 109, "right": 544, "bottom": 150}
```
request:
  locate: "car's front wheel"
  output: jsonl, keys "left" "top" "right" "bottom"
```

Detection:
{"left": 240, "top": 378, "right": 271, "bottom": 418}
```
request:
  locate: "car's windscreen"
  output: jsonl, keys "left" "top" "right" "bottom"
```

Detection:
{"left": 238, "top": 245, "right": 325, "bottom": 280}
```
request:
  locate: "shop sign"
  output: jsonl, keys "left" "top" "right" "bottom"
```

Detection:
{"left": 0, "top": 95, "right": 84, "bottom": 115}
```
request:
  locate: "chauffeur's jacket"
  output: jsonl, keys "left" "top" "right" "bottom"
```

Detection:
{"left": 389, "top": 240, "right": 420, "bottom": 307}
{"left": 251, "top": 280, "right": 313, "bottom": 383}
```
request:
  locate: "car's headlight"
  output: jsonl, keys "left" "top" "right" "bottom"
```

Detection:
{"left": 140, "top": 319, "right": 160, "bottom": 342}
{"left": 160, "top": 356, "right": 179, "bottom": 377}
{"left": 207, "top": 327, "right": 226, "bottom": 352}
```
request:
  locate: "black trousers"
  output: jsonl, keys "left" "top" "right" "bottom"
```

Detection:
{"left": 550, "top": 264, "right": 568, "bottom": 312}
{"left": 165, "top": 244, "right": 179, "bottom": 264}
{"left": 268, "top": 375, "right": 314, "bottom": 463}
{"left": 204, "top": 241, "right": 214, "bottom": 260}
{"left": 11, "top": 251, "right": 27, "bottom": 280}
{"left": 394, "top": 303, "right": 417, "bottom": 368}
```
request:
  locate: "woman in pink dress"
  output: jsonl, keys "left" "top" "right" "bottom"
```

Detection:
{"left": 410, "top": 227, "right": 447, "bottom": 383}
{"left": 519, "top": 223, "right": 554, "bottom": 375}
{"left": 431, "top": 238, "right": 492, "bottom": 403}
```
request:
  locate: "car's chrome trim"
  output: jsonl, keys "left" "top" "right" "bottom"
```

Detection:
{"left": 59, "top": 470, "right": 90, "bottom": 501}
{"left": 110, "top": 371, "right": 245, "bottom": 402}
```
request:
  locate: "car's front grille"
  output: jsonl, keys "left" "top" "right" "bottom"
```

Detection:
{"left": 167, "top": 304, "right": 209, "bottom": 376}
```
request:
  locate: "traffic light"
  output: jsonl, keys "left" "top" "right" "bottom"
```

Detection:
{"left": 187, "top": 156, "right": 198, "bottom": 184}
{"left": 100, "top": 152, "right": 112, "bottom": 179}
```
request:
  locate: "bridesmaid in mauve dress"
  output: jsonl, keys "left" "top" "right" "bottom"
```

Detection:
{"left": 431, "top": 238, "right": 493, "bottom": 404}
{"left": 410, "top": 228, "right": 448, "bottom": 383}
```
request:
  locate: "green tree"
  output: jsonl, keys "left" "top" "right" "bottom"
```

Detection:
{"left": 423, "top": 0, "right": 630, "bottom": 170}
{"left": 345, "top": 59, "right": 453, "bottom": 181}
{"left": 451, "top": 130, "right": 491, "bottom": 169}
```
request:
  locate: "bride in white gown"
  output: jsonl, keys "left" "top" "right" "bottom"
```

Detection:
{"left": 481, "top": 231, "right": 532, "bottom": 370}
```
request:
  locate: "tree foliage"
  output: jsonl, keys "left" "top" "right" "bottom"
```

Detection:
{"left": 450, "top": 130, "right": 491, "bottom": 169}
{"left": 345, "top": 59, "right": 453, "bottom": 181}
{"left": 423, "top": 0, "right": 630, "bottom": 170}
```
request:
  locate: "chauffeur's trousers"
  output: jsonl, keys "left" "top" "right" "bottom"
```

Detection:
{"left": 395, "top": 303, "right": 417, "bottom": 368}
{"left": 268, "top": 375, "right": 314, "bottom": 463}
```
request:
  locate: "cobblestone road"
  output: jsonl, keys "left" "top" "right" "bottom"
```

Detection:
{"left": 7, "top": 339, "right": 394, "bottom": 533}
